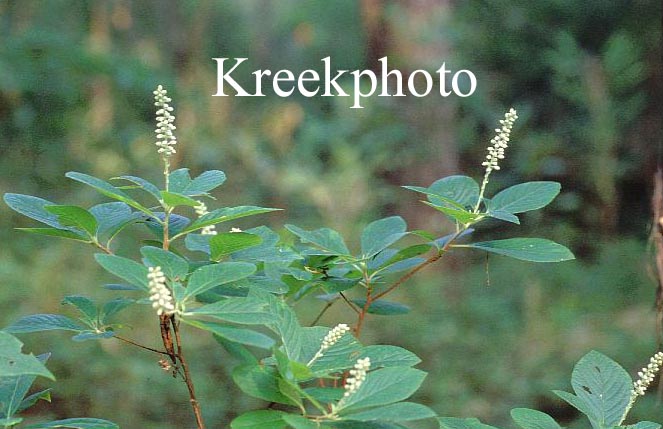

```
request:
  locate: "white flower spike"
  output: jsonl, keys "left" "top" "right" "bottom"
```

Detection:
{"left": 148, "top": 266, "right": 175, "bottom": 316}
{"left": 474, "top": 108, "right": 518, "bottom": 212}
{"left": 307, "top": 324, "right": 351, "bottom": 366}
{"left": 195, "top": 200, "right": 217, "bottom": 236}
{"left": 153, "top": 85, "right": 177, "bottom": 157}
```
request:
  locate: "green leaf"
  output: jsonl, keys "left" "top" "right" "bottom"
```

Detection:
{"left": 0, "top": 417, "right": 23, "bottom": 427}
{"left": 44, "top": 205, "right": 98, "bottom": 236}
{"left": 140, "top": 246, "right": 189, "bottom": 280}
{"left": 285, "top": 225, "right": 351, "bottom": 256}
{"left": 94, "top": 254, "right": 149, "bottom": 291}
{"left": 4, "top": 194, "right": 69, "bottom": 229}
{"left": 0, "top": 353, "right": 50, "bottom": 420}
{"left": 62, "top": 296, "right": 97, "bottom": 326}
{"left": 360, "top": 216, "right": 407, "bottom": 258}
{"left": 4, "top": 314, "right": 86, "bottom": 334}
{"left": 405, "top": 175, "right": 480, "bottom": 208}
{"left": 184, "top": 262, "right": 256, "bottom": 300}
{"left": 624, "top": 423, "right": 662, "bottom": 429}
{"left": 351, "top": 299, "right": 410, "bottom": 315}
{"left": 188, "top": 297, "right": 274, "bottom": 325}
{"left": 231, "top": 410, "right": 287, "bottom": 429}
{"left": 336, "top": 367, "right": 427, "bottom": 413}
{"left": 0, "top": 332, "right": 54, "bottom": 379}
{"left": 510, "top": 408, "right": 562, "bottom": 429}
{"left": 304, "top": 387, "right": 345, "bottom": 404}
{"left": 89, "top": 202, "right": 138, "bottom": 240}
{"left": 232, "top": 364, "right": 294, "bottom": 405}
{"left": 187, "top": 170, "right": 227, "bottom": 196}
{"left": 281, "top": 414, "right": 320, "bottom": 429}
{"left": 160, "top": 191, "right": 200, "bottom": 207}
{"left": 169, "top": 169, "right": 226, "bottom": 197}
{"left": 491, "top": 182, "right": 561, "bottom": 214}
{"left": 328, "top": 422, "right": 408, "bottom": 429}
{"left": 182, "top": 320, "right": 275, "bottom": 349}
{"left": 65, "top": 172, "right": 153, "bottom": 216}
{"left": 342, "top": 402, "right": 437, "bottom": 422}
{"left": 17, "top": 388, "right": 52, "bottom": 413}
{"left": 555, "top": 351, "right": 632, "bottom": 429}
{"left": 177, "top": 206, "right": 281, "bottom": 237}
{"left": 423, "top": 201, "right": 482, "bottom": 225}
{"left": 14, "top": 228, "right": 89, "bottom": 242}
{"left": 210, "top": 232, "right": 263, "bottom": 260}
{"left": 24, "top": 418, "right": 119, "bottom": 429}
{"left": 361, "top": 345, "right": 421, "bottom": 368}
{"left": 99, "top": 298, "right": 134, "bottom": 324}
{"left": 114, "top": 175, "right": 162, "bottom": 201}
{"left": 464, "top": 238, "right": 575, "bottom": 262}
{"left": 438, "top": 417, "right": 500, "bottom": 429}
{"left": 214, "top": 334, "right": 258, "bottom": 364}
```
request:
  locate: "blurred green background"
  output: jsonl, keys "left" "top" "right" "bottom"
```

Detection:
{"left": 1, "top": 1, "right": 662, "bottom": 427}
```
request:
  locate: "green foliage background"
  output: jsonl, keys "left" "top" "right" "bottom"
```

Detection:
{"left": 0, "top": 1, "right": 661, "bottom": 427}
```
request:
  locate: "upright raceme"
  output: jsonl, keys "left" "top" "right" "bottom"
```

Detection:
{"left": 154, "top": 85, "right": 177, "bottom": 157}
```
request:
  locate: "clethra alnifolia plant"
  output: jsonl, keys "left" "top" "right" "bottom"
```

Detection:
{"left": 1, "top": 86, "right": 660, "bottom": 429}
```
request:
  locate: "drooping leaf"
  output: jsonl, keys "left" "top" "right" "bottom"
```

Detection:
{"left": 281, "top": 414, "right": 320, "bottom": 429}
{"left": 210, "top": 232, "right": 263, "bottom": 260}
{"left": 491, "top": 182, "right": 561, "bottom": 214}
{"left": 510, "top": 408, "right": 562, "bottom": 429}
{"left": 360, "top": 216, "right": 407, "bottom": 259}
{"left": 342, "top": 402, "right": 437, "bottom": 422}
{"left": 0, "top": 333, "right": 53, "bottom": 379}
{"left": 351, "top": 299, "right": 410, "bottom": 315}
{"left": 140, "top": 246, "right": 189, "bottom": 280}
{"left": 336, "top": 367, "right": 427, "bottom": 413}
{"left": 94, "top": 254, "right": 149, "bottom": 291}
{"left": 44, "top": 205, "right": 98, "bottom": 236}
{"left": 184, "top": 262, "right": 256, "bottom": 300}
{"left": 24, "top": 418, "right": 119, "bottom": 429}
{"left": 16, "top": 388, "right": 52, "bottom": 413}
{"left": 464, "top": 238, "right": 575, "bottom": 263}
{"left": 4, "top": 315, "right": 86, "bottom": 334}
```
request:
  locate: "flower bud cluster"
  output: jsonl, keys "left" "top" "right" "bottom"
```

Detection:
{"left": 195, "top": 201, "right": 217, "bottom": 236}
{"left": 153, "top": 85, "right": 177, "bottom": 157}
{"left": 481, "top": 108, "right": 517, "bottom": 173}
{"left": 148, "top": 266, "right": 175, "bottom": 316}
{"left": 344, "top": 357, "right": 370, "bottom": 397}
{"left": 633, "top": 351, "right": 663, "bottom": 396}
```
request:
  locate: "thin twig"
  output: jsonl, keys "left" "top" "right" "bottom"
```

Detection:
{"left": 309, "top": 299, "right": 337, "bottom": 326}
{"left": 339, "top": 292, "right": 361, "bottom": 314}
{"left": 114, "top": 335, "right": 170, "bottom": 355}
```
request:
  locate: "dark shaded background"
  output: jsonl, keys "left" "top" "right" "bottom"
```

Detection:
{"left": 1, "top": 1, "right": 662, "bottom": 427}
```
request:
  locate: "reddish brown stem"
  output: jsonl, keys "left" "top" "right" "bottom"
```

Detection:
{"left": 173, "top": 319, "right": 205, "bottom": 429}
